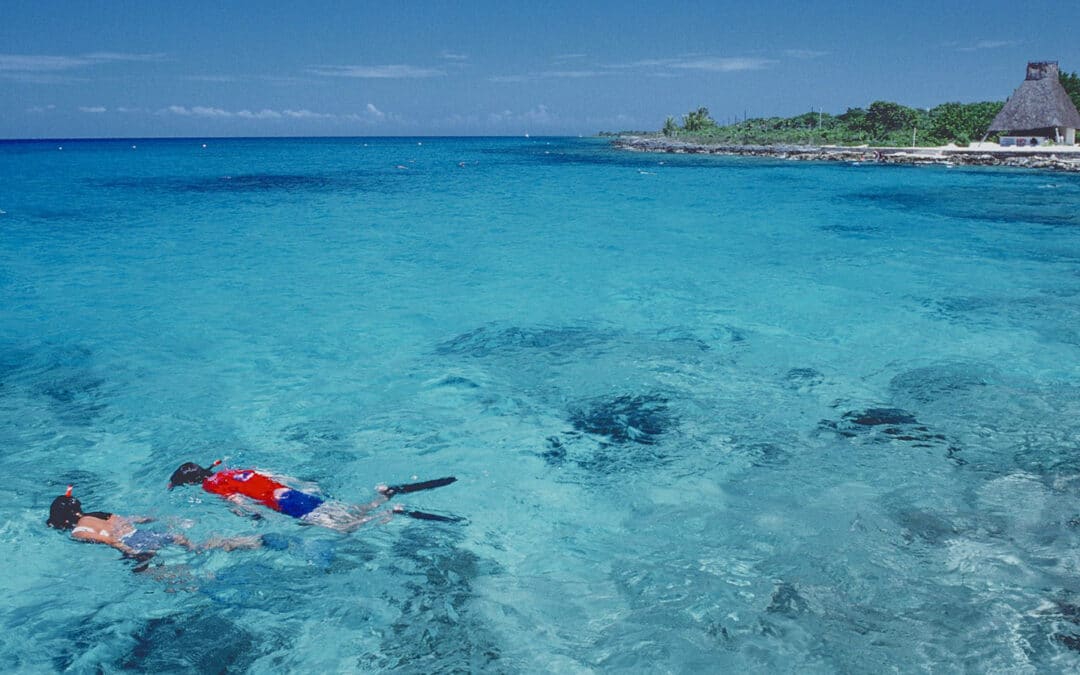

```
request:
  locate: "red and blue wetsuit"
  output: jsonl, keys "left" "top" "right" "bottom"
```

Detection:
{"left": 202, "top": 469, "right": 324, "bottom": 518}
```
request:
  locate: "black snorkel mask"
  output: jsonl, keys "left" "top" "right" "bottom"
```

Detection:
{"left": 47, "top": 485, "right": 82, "bottom": 530}
{"left": 167, "top": 460, "right": 220, "bottom": 489}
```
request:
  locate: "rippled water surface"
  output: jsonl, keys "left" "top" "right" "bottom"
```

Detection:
{"left": 2, "top": 137, "right": 1080, "bottom": 672}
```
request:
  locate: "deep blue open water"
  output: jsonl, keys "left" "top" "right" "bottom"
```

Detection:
{"left": 2, "top": 136, "right": 1080, "bottom": 672}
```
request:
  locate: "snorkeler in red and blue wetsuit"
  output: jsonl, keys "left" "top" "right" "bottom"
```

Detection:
{"left": 168, "top": 461, "right": 458, "bottom": 532}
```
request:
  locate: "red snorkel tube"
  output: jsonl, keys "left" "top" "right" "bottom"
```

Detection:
{"left": 65, "top": 485, "right": 73, "bottom": 497}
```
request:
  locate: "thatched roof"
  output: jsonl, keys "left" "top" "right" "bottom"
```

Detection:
{"left": 989, "top": 62, "right": 1080, "bottom": 132}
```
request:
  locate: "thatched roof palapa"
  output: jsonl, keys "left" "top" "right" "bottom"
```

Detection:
{"left": 989, "top": 62, "right": 1080, "bottom": 132}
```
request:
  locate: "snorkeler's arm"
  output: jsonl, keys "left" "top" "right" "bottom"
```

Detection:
{"left": 71, "top": 528, "right": 113, "bottom": 545}
{"left": 72, "top": 528, "right": 140, "bottom": 555}
{"left": 224, "top": 494, "right": 264, "bottom": 520}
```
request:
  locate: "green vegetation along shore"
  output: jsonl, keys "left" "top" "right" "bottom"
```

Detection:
{"left": 625, "top": 70, "right": 1080, "bottom": 148}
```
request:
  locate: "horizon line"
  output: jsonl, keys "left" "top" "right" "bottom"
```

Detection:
{"left": 0, "top": 133, "right": 595, "bottom": 143}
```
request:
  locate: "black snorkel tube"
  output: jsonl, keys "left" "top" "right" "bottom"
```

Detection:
{"left": 46, "top": 485, "right": 81, "bottom": 530}
{"left": 167, "top": 459, "right": 221, "bottom": 489}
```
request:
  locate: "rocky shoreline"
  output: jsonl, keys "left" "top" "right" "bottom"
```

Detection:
{"left": 612, "top": 135, "right": 1080, "bottom": 172}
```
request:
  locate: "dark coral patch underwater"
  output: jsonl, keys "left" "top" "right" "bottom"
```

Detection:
{"left": 120, "top": 612, "right": 259, "bottom": 672}
{"left": 435, "top": 325, "right": 609, "bottom": 358}
{"left": 819, "top": 407, "right": 964, "bottom": 465}
{"left": 539, "top": 394, "right": 679, "bottom": 475}
{"left": 888, "top": 363, "right": 990, "bottom": 405}
{"left": 569, "top": 394, "right": 673, "bottom": 446}
{"left": 102, "top": 173, "right": 338, "bottom": 193}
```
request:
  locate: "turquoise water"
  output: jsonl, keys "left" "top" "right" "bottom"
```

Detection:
{"left": 2, "top": 136, "right": 1080, "bottom": 672}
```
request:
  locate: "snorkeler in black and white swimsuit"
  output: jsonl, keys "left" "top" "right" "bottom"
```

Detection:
{"left": 47, "top": 485, "right": 261, "bottom": 568}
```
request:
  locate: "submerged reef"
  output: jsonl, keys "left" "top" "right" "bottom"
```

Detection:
{"left": 569, "top": 394, "right": 673, "bottom": 446}
{"left": 819, "top": 407, "right": 964, "bottom": 465}
{"left": 103, "top": 173, "right": 337, "bottom": 193}
{"left": 782, "top": 367, "right": 825, "bottom": 390}
{"left": 375, "top": 530, "right": 502, "bottom": 671}
{"left": 540, "top": 394, "right": 678, "bottom": 474}
{"left": 120, "top": 612, "right": 258, "bottom": 672}
{"left": 766, "top": 582, "right": 811, "bottom": 617}
{"left": 888, "top": 364, "right": 991, "bottom": 405}
{"left": 435, "top": 325, "right": 609, "bottom": 358}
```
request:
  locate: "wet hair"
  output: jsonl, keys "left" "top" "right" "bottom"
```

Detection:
{"left": 47, "top": 495, "right": 82, "bottom": 530}
{"left": 169, "top": 462, "right": 214, "bottom": 488}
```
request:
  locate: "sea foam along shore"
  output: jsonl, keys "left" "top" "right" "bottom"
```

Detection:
{"left": 612, "top": 135, "right": 1080, "bottom": 172}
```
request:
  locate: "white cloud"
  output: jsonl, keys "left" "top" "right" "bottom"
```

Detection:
{"left": 490, "top": 69, "right": 606, "bottom": 83}
{"left": 439, "top": 51, "right": 468, "bottom": 61}
{"left": 669, "top": 57, "right": 776, "bottom": 72}
{"left": 190, "top": 106, "right": 232, "bottom": 117}
{"left": 308, "top": 64, "right": 444, "bottom": 78}
{"left": 339, "top": 104, "right": 398, "bottom": 125}
{"left": 260, "top": 75, "right": 319, "bottom": 86}
{"left": 283, "top": 109, "right": 334, "bottom": 119}
{"left": 126, "top": 103, "right": 394, "bottom": 125}
{"left": 184, "top": 74, "right": 239, "bottom": 83}
{"left": 489, "top": 74, "right": 531, "bottom": 83}
{"left": 1, "top": 52, "right": 166, "bottom": 83}
{"left": 161, "top": 105, "right": 334, "bottom": 120}
{"left": 523, "top": 104, "right": 552, "bottom": 124}
{"left": 956, "top": 40, "right": 1018, "bottom": 52}
{"left": 160, "top": 105, "right": 232, "bottom": 117}
{"left": 82, "top": 52, "right": 165, "bottom": 63}
{"left": 159, "top": 105, "right": 351, "bottom": 123}
{"left": 0, "top": 54, "right": 88, "bottom": 72}
{"left": 603, "top": 56, "right": 777, "bottom": 73}
{"left": 493, "top": 55, "right": 775, "bottom": 83}
{"left": 0, "top": 52, "right": 164, "bottom": 72}
{"left": 785, "top": 49, "right": 829, "bottom": 59}
{"left": 235, "top": 109, "right": 282, "bottom": 119}
{"left": 547, "top": 70, "right": 605, "bottom": 79}
{"left": 79, "top": 106, "right": 107, "bottom": 113}
{"left": 26, "top": 104, "right": 56, "bottom": 113}
{"left": 487, "top": 105, "right": 559, "bottom": 128}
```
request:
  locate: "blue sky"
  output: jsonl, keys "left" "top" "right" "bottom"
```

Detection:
{"left": 3, "top": 0, "right": 1078, "bottom": 138}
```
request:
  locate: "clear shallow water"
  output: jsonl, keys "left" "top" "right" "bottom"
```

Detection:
{"left": 2, "top": 136, "right": 1080, "bottom": 672}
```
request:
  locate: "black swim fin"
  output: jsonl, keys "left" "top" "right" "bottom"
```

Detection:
{"left": 124, "top": 551, "right": 156, "bottom": 573}
{"left": 384, "top": 476, "right": 456, "bottom": 498}
{"left": 400, "top": 509, "right": 463, "bottom": 523}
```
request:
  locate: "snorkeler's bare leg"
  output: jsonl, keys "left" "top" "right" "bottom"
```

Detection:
{"left": 301, "top": 501, "right": 387, "bottom": 533}
{"left": 199, "top": 535, "right": 263, "bottom": 551}
{"left": 172, "top": 534, "right": 197, "bottom": 551}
